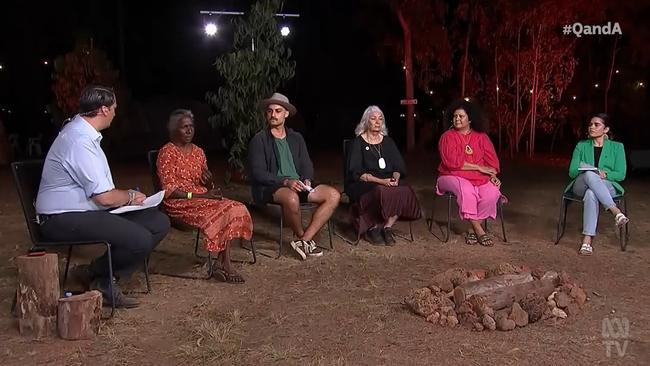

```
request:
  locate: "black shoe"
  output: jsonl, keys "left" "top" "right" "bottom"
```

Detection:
{"left": 90, "top": 278, "right": 140, "bottom": 309}
{"left": 382, "top": 227, "right": 396, "bottom": 246}
{"left": 365, "top": 227, "right": 384, "bottom": 245}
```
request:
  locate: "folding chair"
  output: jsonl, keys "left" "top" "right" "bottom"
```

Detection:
{"left": 427, "top": 191, "right": 508, "bottom": 243}
{"left": 554, "top": 191, "right": 629, "bottom": 251}
{"left": 147, "top": 150, "right": 256, "bottom": 279}
{"left": 335, "top": 139, "right": 414, "bottom": 245}
{"left": 11, "top": 160, "right": 133, "bottom": 319}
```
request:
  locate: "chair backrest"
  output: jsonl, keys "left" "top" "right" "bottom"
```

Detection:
{"left": 147, "top": 149, "right": 163, "bottom": 192}
{"left": 342, "top": 139, "right": 352, "bottom": 194}
{"left": 11, "top": 160, "right": 45, "bottom": 244}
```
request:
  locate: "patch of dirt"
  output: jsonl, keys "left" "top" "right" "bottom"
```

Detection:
{"left": 1, "top": 151, "right": 649, "bottom": 365}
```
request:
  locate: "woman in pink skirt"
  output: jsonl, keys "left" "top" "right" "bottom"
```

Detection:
{"left": 436, "top": 100, "right": 502, "bottom": 246}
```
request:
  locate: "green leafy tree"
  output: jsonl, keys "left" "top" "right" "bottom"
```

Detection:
{"left": 206, "top": 0, "right": 295, "bottom": 179}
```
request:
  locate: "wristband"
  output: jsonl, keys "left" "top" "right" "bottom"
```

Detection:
{"left": 126, "top": 190, "right": 136, "bottom": 205}
{"left": 187, "top": 192, "right": 193, "bottom": 199}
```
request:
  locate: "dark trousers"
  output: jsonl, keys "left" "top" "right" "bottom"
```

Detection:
{"left": 39, "top": 208, "right": 170, "bottom": 280}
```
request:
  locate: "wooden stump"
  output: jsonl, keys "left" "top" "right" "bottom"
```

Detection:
{"left": 57, "top": 291, "right": 103, "bottom": 340}
{"left": 479, "top": 272, "right": 560, "bottom": 311}
{"left": 453, "top": 272, "right": 534, "bottom": 307}
{"left": 15, "top": 253, "right": 60, "bottom": 339}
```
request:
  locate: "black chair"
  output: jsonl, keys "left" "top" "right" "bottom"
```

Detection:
{"left": 335, "top": 139, "right": 414, "bottom": 245}
{"left": 11, "top": 160, "right": 125, "bottom": 318}
{"left": 147, "top": 150, "right": 256, "bottom": 277}
{"left": 427, "top": 191, "right": 508, "bottom": 243}
{"left": 554, "top": 191, "right": 629, "bottom": 251}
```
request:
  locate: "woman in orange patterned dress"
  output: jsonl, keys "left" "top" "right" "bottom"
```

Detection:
{"left": 157, "top": 109, "right": 252, "bottom": 283}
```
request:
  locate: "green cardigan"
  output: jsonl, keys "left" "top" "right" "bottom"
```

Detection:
{"left": 565, "top": 139, "right": 627, "bottom": 195}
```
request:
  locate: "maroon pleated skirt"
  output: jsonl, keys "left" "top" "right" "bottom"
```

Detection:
{"left": 354, "top": 184, "right": 421, "bottom": 235}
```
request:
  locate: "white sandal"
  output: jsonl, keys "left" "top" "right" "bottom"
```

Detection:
{"left": 614, "top": 213, "right": 629, "bottom": 227}
{"left": 579, "top": 243, "right": 593, "bottom": 256}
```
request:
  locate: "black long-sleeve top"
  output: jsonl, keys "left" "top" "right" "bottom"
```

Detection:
{"left": 346, "top": 135, "right": 407, "bottom": 201}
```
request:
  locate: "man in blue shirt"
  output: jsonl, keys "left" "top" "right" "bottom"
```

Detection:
{"left": 36, "top": 85, "right": 170, "bottom": 308}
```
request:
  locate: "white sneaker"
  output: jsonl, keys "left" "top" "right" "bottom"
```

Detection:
{"left": 305, "top": 240, "right": 323, "bottom": 257}
{"left": 290, "top": 240, "right": 307, "bottom": 260}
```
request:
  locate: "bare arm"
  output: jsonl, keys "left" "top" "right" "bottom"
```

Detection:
{"left": 92, "top": 189, "right": 145, "bottom": 207}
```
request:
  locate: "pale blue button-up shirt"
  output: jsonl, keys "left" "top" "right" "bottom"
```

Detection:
{"left": 36, "top": 115, "right": 115, "bottom": 214}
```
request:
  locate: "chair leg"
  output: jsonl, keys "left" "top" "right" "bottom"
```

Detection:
{"left": 427, "top": 195, "right": 436, "bottom": 233}
{"left": 393, "top": 221, "right": 414, "bottom": 242}
{"left": 444, "top": 195, "right": 452, "bottom": 243}
{"left": 619, "top": 198, "right": 629, "bottom": 251}
{"left": 555, "top": 198, "right": 568, "bottom": 245}
{"left": 105, "top": 243, "right": 116, "bottom": 319}
{"left": 193, "top": 230, "right": 201, "bottom": 258}
{"left": 249, "top": 238, "right": 257, "bottom": 264}
{"left": 428, "top": 194, "right": 451, "bottom": 243}
{"left": 327, "top": 220, "right": 334, "bottom": 249}
{"left": 237, "top": 237, "right": 258, "bottom": 264}
{"left": 333, "top": 225, "right": 360, "bottom": 245}
{"left": 206, "top": 252, "right": 213, "bottom": 278}
{"left": 143, "top": 257, "right": 151, "bottom": 293}
{"left": 277, "top": 209, "right": 284, "bottom": 259}
{"left": 499, "top": 201, "right": 507, "bottom": 242}
{"left": 62, "top": 246, "right": 74, "bottom": 288}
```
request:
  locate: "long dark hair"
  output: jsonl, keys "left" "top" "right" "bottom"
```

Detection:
{"left": 443, "top": 99, "right": 487, "bottom": 133}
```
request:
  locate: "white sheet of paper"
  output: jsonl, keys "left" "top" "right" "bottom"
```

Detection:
{"left": 109, "top": 190, "right": 165, "bottom": 214}
{"left": 578, "top": 162, "right": 599, "bottom": 172}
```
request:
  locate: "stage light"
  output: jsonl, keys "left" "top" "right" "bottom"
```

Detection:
{"left": 204, "top": 23, "right": 218, "bottom": 36}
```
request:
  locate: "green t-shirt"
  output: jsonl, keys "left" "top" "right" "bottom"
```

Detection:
{"left": 275, "top": 138, "right": 300, "bottom": 179}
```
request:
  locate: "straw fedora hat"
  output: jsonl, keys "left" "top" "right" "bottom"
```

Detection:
{"left": 260, "top": 92, "right": 297, "bottom": 116}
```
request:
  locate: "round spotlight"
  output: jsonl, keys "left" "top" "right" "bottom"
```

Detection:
{"left": 280, "top": 26, "right": 290, "bottom": 37}
{"left": 204, "top": 23, "right": 218, "bottom": 36}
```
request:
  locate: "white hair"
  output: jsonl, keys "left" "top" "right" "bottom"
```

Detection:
{"left": 354, "top": 105, "right": 388, "bottom": 136}
{"left": 168, "top": 109, "right": 194, "bottom": 133}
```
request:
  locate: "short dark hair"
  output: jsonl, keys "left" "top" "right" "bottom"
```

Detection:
{"left": 444, "top": 99, "right": 487, "bottom": 133}
{"left": 79, "top": 85, "right": 116, "bottom": 117}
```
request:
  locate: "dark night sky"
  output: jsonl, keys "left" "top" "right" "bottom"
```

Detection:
{"left": 1, "top": 0, "right": 649, "bottom": 151}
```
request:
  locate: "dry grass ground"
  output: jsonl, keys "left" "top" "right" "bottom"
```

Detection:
{"left": 1, "top": 151, "right": 649, "bottom": 365}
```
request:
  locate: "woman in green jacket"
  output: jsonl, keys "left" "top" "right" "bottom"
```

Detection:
{"left": 566, "top": 113, "right": 629, "bottom": 255}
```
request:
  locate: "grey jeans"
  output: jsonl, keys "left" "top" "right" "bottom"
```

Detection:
{"left": 571, "top": 171, "right": 617, "bottom": 236}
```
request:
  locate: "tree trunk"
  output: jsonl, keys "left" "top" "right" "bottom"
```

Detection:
{"left": 15, "top": 253, "right": 60, "bottom": 339}
{"left": 58, "top": 291, "right": 103, "bottom": 340}
{"left": 461, "top": 19, "right": 472, "bottom": 97}
{"left": 471, "top": 271, "right": 559, "bottom": 311}
{"left": 453, "top": 272, "right": 534, "bottom": 307}
{"left": 604, "top": 36, "right": 619, "bottom": 114}
{"left": 495, "top": 44, "right": 501, "bottom": 153}
{"left": 0, "top": 118, "right": 11, "bottom": 165}
{"left": 397, "top": 8, "right": 415, "bottom": 151}
{"left": 514, "top": 23, "right": 522, "bottom": 155}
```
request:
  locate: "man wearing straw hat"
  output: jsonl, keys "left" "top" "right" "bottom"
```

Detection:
{"left": 248, "top": 92, "right": 340, "bottom": 260}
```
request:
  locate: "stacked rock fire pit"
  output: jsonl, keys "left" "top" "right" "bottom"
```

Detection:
{"left": 404, "top": 263, "right": 588, "bottom": 331}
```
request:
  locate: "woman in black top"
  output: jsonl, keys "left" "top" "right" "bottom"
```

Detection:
{"left": 347, "top": 106, "right": 421, "bottom": 245}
